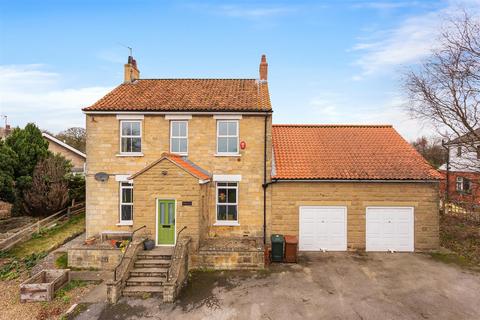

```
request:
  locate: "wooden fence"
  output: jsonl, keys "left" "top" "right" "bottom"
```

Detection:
{"left": 443, "top": 200, "right": 480, "bottom": 223}
{"left": 0, "top": 202, "right": 85, "bottom": 252}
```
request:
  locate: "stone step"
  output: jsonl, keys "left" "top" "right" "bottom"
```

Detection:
{"left": 126, "top": 276, "right": 166, "bottom": 286}
{"left": 137, "top": 252, "right": 172, "bottom": 260}
{"left": 134, "top": 259, "right": 171, "bottom": 268}
{"left": 130, "top": 267, "right": 168, "bottom": 277}
{"left": 122, "top": 286, "right": 163, "bottom": 297}
{"left": 142, "top": 247, "right": 174, "bottom": 255}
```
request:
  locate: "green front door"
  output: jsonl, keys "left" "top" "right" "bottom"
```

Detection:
{"left": 157, "top": 200, "right": 175, "bottom": 245}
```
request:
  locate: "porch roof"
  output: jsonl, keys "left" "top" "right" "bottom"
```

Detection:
{"left": 129, "top": 153, "right": 211, "bottom": 181}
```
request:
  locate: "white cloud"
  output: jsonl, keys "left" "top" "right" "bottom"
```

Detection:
{"left": 0, "top": 65, "right": 112, "bottom": 133}
{"left": 183, "top": 3, "right": 300, "bottom": 20}
{"left": 351, "top": 0, "right": 480, "bottom": 77}
{"left": 216, "top": 5, "right": 296, "bottom": 18}
{"left": 351, "top": 1, "right": 428, "bottom": 11}
{"left": 302, "top": 92, "right": 433, "bottom": 140}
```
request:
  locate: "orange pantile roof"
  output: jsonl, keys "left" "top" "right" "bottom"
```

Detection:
{"left": 129, "top": 153, "right": 210, "bottom": 181}
{"left": 83, "top": 79, "right": 271, "bottom": 112}
{"left": 272, "top": 125, "right": 443, "bottom": 180}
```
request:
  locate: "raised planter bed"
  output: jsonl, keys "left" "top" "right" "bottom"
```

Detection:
{"left": 20, "top": 269, "right": 70, "bottom": 302}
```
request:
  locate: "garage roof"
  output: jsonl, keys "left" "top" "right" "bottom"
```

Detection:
{"left": 272, "top": 125, "right": 442, "bottom": 181}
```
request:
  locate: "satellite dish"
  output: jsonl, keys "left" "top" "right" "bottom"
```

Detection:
{"left": 94, "top": 172, "right": 109, "bottom": 182}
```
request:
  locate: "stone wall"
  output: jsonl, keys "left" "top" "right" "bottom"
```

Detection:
{"left": 85, "top": 114, "right": 272, "bottom": 239}
{"left": 269, "top": 181, "right": 440, "bottom": 251}
{"left": 192, "top": 250, "right": 264, "bottom": 270}
{"left": 68, "top": 247, "right": 122, "bottom": 270}
{"left": 132, "top": 160, "right": 204, "bottom": 250}
{"left": 47, "top": 139, "right": 85, "bottom": 172}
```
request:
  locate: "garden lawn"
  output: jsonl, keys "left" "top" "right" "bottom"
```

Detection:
{"left": 9, "top": 213, "right": 85, "bottom": 259}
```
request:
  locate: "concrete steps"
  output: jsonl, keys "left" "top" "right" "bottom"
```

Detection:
{"left": 122, "top": 248, "right": 173, "bottom": 298}
{"left": 123, "top": 285, "right": 163, "bottom": 297}
{"left": 134, "top": 259, "right": 171, "bottom": 268}
{"left": 129, "top": 267, "right": 169, "bottom": 277}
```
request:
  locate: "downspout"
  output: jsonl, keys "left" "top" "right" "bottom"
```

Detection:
{"left": 442, "top": 140, "right": 450, "bottom": 215}
{"left": 263, "top": 115, "right": 268, "bottom": 244}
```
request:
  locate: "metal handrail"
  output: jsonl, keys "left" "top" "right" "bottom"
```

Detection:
{"left": 167, "top": 226, "right": 187, "bottom": 281}
{"left": 113, "top": 225, "right": 146, "bottom": 281}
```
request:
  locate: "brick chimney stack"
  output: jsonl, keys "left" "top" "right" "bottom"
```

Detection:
{"left": 124, "top": 56, "right": 140, "bottom": 83}
{"left": 259, "top": 54, "right": 268, "bottom": 81}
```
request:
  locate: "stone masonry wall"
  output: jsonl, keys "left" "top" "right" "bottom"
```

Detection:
{"left": 132, "top": 160, "right": 203, "bottom": 250}
{"left": 85, "top": 114, "right": 271, "bottom": 239}
{"left": 47, "top": 139, "right": 85, "bottom": 171}
{"left": 269, "top": 182, "right": 440, "bottom": 251}
{"left": 68, "top": 247, "right": 122, "bottom": 270}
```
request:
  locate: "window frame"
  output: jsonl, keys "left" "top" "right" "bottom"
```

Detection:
{"left": 456, "top": 176, "right": 463, "bottom": 191}
{"left": 456, "top": 176, "right": 471, "bottom": 193}
{"left": 215, "top": 182, "right": 239, "bottom": 226}
{"left": 169, "top": 120, "right": 189, "bottom": 155}
{"left": 119, "top": 181, "right": 134, "bottom": 224}
{"left": 457, "top": 146, "right": 462, "bottom": 157}
{"left": 119, "top": 120, "right": 142, "bottom": 155}
{"left": 216, "top": 120, "right": 239, "bottom": 156}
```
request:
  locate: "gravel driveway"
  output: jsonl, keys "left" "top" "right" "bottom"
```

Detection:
{"left": 74, "top": 252, "right": 480, "bottom": 320}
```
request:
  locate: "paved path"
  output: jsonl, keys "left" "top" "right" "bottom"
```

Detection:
{"left": 73, "top": 252, "right": 480, "bottom": 320}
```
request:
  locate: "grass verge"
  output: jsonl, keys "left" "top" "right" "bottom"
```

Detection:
{"left": 0, "top": 213, "right": 85, "bottom": 280}
{"left": 436, "top": 214, "right": 480, "bottom": 271}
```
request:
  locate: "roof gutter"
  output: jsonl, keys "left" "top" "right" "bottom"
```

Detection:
{"left": 83, "top": 110, "right": 273, "bottom": 115}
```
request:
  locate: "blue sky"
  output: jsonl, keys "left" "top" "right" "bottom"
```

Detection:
{"left": 0, "top": 0, "right": 478, "bottom": 140}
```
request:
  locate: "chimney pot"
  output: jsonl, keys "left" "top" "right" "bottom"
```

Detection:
{"left": 124, "top": 55, "right": 140, "bottom": 83}
{"left": 259, "top": 54, "right": 268, "bottom": 81}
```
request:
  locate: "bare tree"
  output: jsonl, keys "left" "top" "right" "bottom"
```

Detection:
{"left": 411, "top": 136, "right": 447, "bottom": 169}
{"left": 56, "top": 127, "right": 86, "bottom": 153}
{"left": 404, "top": 10, "right": 480, "bottom": 171}
{"left": 23, "top": 153, "right": 71, "bottom": 216}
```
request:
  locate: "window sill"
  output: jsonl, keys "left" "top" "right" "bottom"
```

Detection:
{"left": 214, "top": 221, "right": 240, "bottom": 226}
{"left": 116, "top": 222, "right": 133, "bottom": 226}
{"left": 214, "top": 153, "right": 241, "bottom": 157}
{"left": 116, "top": 153, "right": 144, "bottom": 157}
{"left": 170, "top": 152, "right": 188, "bottom": 156}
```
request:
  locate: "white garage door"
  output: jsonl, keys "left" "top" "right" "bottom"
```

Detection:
{"left": 299, "top": 206, "right": 347, "bottom": 251}
{"left": 366, "top": 207, "right": 414, "bottom": 252}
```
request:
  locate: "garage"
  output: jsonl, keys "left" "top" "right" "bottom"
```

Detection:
{"left": 366, "top": 207, "right": 414, "bottom": 252}
{"left": 299, "top": 206, "right": 347, "bottom": 251}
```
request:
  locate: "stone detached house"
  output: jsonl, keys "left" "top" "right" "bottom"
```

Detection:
{"left": 82, "top": 55, "right": 442, "bottom": 270}
{"left": 42, "top": 132, "right": 86, "bottom": 174}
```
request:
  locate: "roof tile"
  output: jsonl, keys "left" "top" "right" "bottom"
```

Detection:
{"left": 83, "top": 79, "right": 271, "bottom": 112}
{"left": 129, "top": 153, "right": 210, "bottom": 181}
{"left": 272, "top": 125, "right": 442, "bottom": 180}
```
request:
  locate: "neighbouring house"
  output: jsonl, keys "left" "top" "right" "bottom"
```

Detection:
{"left": 42, "top": 132, "right": 86, "bottom": 174}
{"left": 0, "top": 124, "right": 11, "bottom": 140}
{"left": 439, "top": 129, "right": 480, "bottom": 204}
{"left": 80, "top": 54, "right": 441, "bottom": 275}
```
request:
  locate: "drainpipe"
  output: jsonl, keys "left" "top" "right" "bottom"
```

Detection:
{"left": 442, "top": 140, "right": 450, "bottom": 215}
{"left": 263, "top": 115, "right": 268, "bottom": 244}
